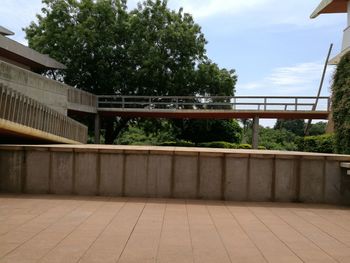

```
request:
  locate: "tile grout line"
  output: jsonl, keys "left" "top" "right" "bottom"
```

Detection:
{"left": 36, "top": 198, "right": 113, "bottom": 262}
{"left": 205, "top": 202, "right": 233, "bottom": 263}
{"left": 245, "top": 205, "right": 305, "bottom": 262}
{"left": 224, "top": 203, "right": 269, "bottom": 263}
{"left": 308, "top": 208, "right": 350, "bottom": 233}
{"left": 77, "top": 199, "right": 128, "bottom": 263}
{"left": 289, "top": 207, "right": 350, "bottom": 248}
{"left": 115, "top": 199, "right": 147, "bottom": 263}
{"left": 185, "top": 200, "right": 196, "bottom": 263}
{"left": 0, "top": 198, "right": 64, "bottom": 237}
{"left": 0, "top": 198, "right": 85, "bottom": 260}
{"left": 155, "top": 200, "right": 167, "bottom": 263}
{"left": 268, "top": 206, "right": 341, "bottom": 263}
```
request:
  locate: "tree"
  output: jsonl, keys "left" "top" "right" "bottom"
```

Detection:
{"left": 174, "top": 119, "right": 242, "bottom": 144}
{"left": 308, "top": 122, "right": 326, "bottom": 136}
{"left": 274, "top": 119, "right": 305, "bottom": 136}
{"left": 332, "top": 51, "right": 350, "bottom": 154}
{"left": 25, "top": 0, "right": 237, "bottom": 144}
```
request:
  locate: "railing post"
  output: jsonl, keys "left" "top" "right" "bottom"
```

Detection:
{"left": 295, "top": 98, "right": 298, "bottom": 111}
{"left": 122, "top": 97, "right": 125, "bottom": 109}
{"left": 264, "top": 97, "right": 267, "bottom": 111}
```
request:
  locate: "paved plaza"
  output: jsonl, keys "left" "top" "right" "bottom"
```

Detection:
{"left": 0, "top": 195, "right": 349, "bottom": 262}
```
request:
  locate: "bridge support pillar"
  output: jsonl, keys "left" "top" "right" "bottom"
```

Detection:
{"left": 252, "top": 116, "right": 259, "bottom": 149}
{"left": 94, "top": 113, "right": 100, "bottom": 144}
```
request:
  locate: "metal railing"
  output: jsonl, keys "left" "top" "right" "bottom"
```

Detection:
{"left": 98, "top": 95, "right": 331, "bottom": 112}
{"left": 0, "top": 84, "right": 88, "bottom": 143}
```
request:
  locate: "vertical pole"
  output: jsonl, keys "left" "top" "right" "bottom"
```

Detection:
{"left": 305, "top": 43, "right": 333, "bottom": 135}
{"left": 94, "top": 113, "right": 100, "bottom": 144}
{"left": 252, "top": 116, "right": 260, "bottom": 149}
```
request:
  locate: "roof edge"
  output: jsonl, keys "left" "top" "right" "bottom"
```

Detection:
{"left": 0, "top": 34, "right": 66, "bottom": 70}
{"left": 310, "top": 0, "right": 333, "bottom": 19}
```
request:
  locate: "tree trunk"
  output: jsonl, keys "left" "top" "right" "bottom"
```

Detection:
{"left": 104, "top": 117, "right": 130, "bottom": 144}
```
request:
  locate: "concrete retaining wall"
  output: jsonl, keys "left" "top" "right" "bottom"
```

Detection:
{"left": 0, "top": 61, "right": 68, "bottom": 114}
{"left": 1, "top": 145, "right": 349, "bottom": 204}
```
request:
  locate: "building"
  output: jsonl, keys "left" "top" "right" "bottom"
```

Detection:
{"left": 0, "top": 26, "right": 95, "bottom": 144}
{"left": 311, "top": 0, "right": 350, "bottom": 64}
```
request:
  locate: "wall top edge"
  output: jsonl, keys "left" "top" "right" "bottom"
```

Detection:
{"left": 1, "top": 145, "right": 350, "bottom": 160}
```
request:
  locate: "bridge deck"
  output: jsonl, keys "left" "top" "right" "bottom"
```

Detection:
{"left": 0, "top": 195, "right": 349, "bottom": 262}
{"left": 98, "top": 108, "right": 330, "bottom": 119}
{"left": 97, "top": 95, "right": 331, "bottom": 120}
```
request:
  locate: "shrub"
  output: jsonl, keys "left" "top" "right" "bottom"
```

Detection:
{"left": 198, "top": 141, "right": 237, "bottom": 149}
{"left": 297, "top": 134, "right": 335, "bottom": 153}
{"left": 332, "top": 51, "right": 350, "bottom": 154}
{"left": 159, "top": 140, "right": 195, "bottom": 147}
{"left": 258, "top": 146, "right": 267, "bottom": 150}
{"left": 238, "top": 144, "right": 252, "bottom": 149}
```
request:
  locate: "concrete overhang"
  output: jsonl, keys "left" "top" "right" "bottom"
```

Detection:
{"left": 328, "top": 46, "right": 350, "bottom": 64}
{"left": 311, "top": 0, "right": 348, "bottom": 18}
{"left": 0, "top": 34, "right": 66, "bottom": 70}
{"left": 0, "top": 26, "right": 14, "bottom": 36}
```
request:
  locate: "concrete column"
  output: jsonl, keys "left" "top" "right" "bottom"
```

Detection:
{"left": 252, "top": 116, "right": 259, "bottom": 149}
{"left": 94, "top": 113, "right": 100, "bottom": 144}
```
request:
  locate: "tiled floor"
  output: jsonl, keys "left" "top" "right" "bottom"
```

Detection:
{"left": 0, "top": 195, "right": 349, "bottom": 262}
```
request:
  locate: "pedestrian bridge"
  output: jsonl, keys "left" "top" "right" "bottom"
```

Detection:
{"left": 0, "top": 59, "right": 332, "bottom": 145}
{"left": 97, "top": 95, "right": 331, "bottom": 119}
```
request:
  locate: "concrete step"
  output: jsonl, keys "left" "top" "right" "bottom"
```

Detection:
{"left": 340, "top": 162, "right": 350, "bottom": 169}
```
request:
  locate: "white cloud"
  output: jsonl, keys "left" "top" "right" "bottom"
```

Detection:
{"left": 238, "top": 62, "right": 335, "bottom": 96}
{"left": 168, "top": 0, "right": 271, "bottom": 19}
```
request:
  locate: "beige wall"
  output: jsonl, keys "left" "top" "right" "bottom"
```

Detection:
{"left": 1, "top": 145, "right": 349, "bottom": 205}
{"left": 0, "top": 60, "right": 68, "bottom": 114}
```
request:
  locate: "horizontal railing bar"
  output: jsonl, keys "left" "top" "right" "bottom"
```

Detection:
{"left": 97, "top": 95, "right": 330, "bottom": 100}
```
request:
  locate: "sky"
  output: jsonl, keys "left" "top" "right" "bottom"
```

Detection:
{"left": 0, "top": 0, "right": 347, "bottom": 126}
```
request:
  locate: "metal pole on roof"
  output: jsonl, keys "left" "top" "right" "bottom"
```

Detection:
{"left": 304, "top": 43, "right": 333, "bottom": 136}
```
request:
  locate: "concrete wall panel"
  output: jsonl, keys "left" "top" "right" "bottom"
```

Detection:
{"left": 199, "top": 156, "right": 222, "bottom": 200}
{"left": 249, "top": 158, "right": 273, "bottom": 201}
{"left": 51, "top": 152, "right": 73, "bottom": 194}
{"left": 26, "top": 150, "right": 50, "bottom": 194}
{"left": 148, "top": 155, "right": 172, "bottom": 198}
{"left": 0, "top": 150, "right": 23, "bottom": 192}
{"left": 324, "top": 161, "right": 341, "bottom": 204}
{"left": 99, "top": 154, "right": 124, "bottom": 196}
{"left": 300, "top": 159, "right": 324, "bottom": 203}
{"left": 275, "top": 159, "right": 297, "bottom": 202}
{"left": 125, "top": 154, "right": 148, "bottom": 197}
{"left": 173, "top": 155, "right": 198, "bottom": 199}
{"left": 0, "top": 146, "right": 347, "bottom": 205}
{"left": 225, "top": 157, "right": 248, "bottom": 201}
{"left": 74, "top": 152, "right": 97, "bottom": 195}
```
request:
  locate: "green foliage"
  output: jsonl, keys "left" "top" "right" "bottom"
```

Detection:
{"left": 297, "top": 134, "right": 335, "bottom": 153}
{"left": 198, "top": 141, "right": 237, "bottom": 149}
{"left": 174, "top": 119, "right": 242, "bottom": 144}
{"left": 237, "top": 144, "right": 252, "bottom": 149}
{"left": 274, "top": 119, "right": 305, "bottom": 136}
{"left": 258, "top": 146, "right": 267, "bottom": 150}
{"left": 255, "top": 127, "right": 299, "bottom": 151}
{"left": 159, "top": 140, "right": 195, "bottom": 147}
{"left": 25, "top": 0, "right": 237, "bottom": 144}
{"left": 332, "top": 51, "right": 350, "bottom": 154}
{"left": 308, "top": 122, "right": 327, "bottom": 136}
